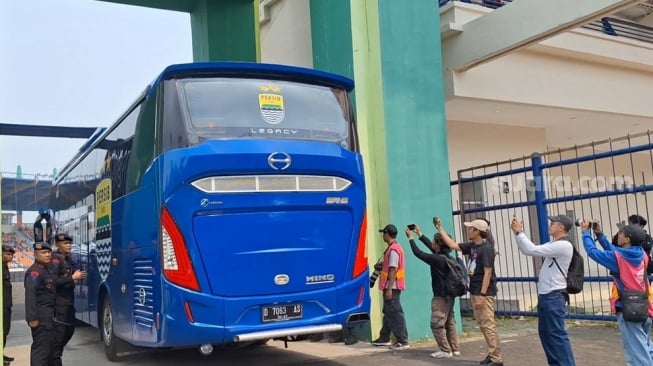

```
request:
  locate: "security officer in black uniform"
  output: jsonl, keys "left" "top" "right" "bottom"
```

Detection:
{"left": 2, "top": 245, "right": 16, "bottom": 365}
{"left": 24, "top": 242, "right": 56, "bottom": 366}
{"left": 50, "top": 234, "right": 86, "bottom": 366}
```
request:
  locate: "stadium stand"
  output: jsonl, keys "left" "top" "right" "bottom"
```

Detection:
{"left": 2, "top": 228, "right": 34, "bottom": 268}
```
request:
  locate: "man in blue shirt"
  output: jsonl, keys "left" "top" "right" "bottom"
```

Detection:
{"left": 581, "top": 221, "right": 653, "bottom": 366}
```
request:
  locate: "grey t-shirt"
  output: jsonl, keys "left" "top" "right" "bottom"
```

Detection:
{"left": 384, "top": 249, "right": 400, "bottom": 290}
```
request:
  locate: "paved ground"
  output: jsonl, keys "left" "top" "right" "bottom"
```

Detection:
{"left": 4, "top": 283, "right": 629, "bottom": 365}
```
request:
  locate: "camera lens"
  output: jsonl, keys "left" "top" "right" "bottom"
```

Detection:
{"left": 369, "top": 269, "right": 381, "bottom": 288}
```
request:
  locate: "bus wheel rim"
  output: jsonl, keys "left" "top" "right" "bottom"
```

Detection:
{"left": 103, "top": 304, "right": 112, "bottom": 346}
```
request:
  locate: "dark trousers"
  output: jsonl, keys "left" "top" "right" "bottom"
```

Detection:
{"left": 3, "top": 308, "right": 10, "bottom": 348}
{"left": 51, "top": 322, "right": 75, "bottom": 366}
{"left": 537, "top": 291, "right": 576, "bottom": 366}
{"left": 378, "top": 290, "right": 408, "bottom": 343}
{"left": 30, "top": 323, "right": 55, "bottom": 366}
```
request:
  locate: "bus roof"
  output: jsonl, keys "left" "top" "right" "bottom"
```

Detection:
{"left": 55, "top": 63, "right": 354, "bottom": 184}
{"left": 151, "top": 62, "right": 354, "bottom": 93}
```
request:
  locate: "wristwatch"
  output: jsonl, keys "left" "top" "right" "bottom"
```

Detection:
{"left": 480, "top": 292, "right": 487, "bottom": 297}
{"left": 514, "top": 231, "right": 523, "bottom": 236}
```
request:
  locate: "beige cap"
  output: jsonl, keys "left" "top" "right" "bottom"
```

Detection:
{"left": 463, "top": 219, "right": 489, "bottom": 232}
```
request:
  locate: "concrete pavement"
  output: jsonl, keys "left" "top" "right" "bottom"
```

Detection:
{"left": 3, "top": 282, "right": 629, "bottom": 365}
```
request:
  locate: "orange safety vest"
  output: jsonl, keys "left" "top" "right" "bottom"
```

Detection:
{"left": 609, "top": 251, "right": 653, "bottom": 317}
{"left": 379, "top": 240, "right": 406, "bottom": 291}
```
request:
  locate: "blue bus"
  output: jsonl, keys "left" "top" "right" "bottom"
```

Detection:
{"left": 51, "top": 62, "right": 370, "bottom": 360}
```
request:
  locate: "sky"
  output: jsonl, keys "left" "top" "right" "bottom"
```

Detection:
{"left": 0, "top": 0, "right": 193, "bottom": 179}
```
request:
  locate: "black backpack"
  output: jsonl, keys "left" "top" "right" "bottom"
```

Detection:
{"left": 553, "top": 243, "right": 584, "bottom": 294}
{"left": 443, "top": 256, "right": 468, "bottom": 297}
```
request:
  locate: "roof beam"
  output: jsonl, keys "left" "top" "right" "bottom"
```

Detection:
{"left": 0, "top": 124, "right": 99, "bottom": 139}
{"left": 443, "top": 0, "right": 648, "bottom": 72}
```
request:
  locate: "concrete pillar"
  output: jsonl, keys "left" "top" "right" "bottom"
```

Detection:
{"left": 98, "top": 0, "right": 261, "bottom": 61}
{"left": 190, "top": 0, "right": 260, "bottom": 61}
{"left": 311, "top": 0, "right": 456, "bottom": 341}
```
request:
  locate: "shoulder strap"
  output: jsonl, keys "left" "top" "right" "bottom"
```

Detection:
{"left": 552, "top": 240, "right": 574, "bottom": 280}
{"left": 552, "top": 258, "right": 566, "bottom": 280}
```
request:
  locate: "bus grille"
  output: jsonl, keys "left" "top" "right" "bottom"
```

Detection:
{"left": 133, "top": 259, "right": 155, "bottom": 328}
{"left": 191, "top": 175, "right": 352, "bottom": 193}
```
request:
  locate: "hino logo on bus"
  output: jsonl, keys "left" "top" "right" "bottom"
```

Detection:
{"left": 306, "top": 274, "right": 335, "bottom": 285}
{"left": 268, "top": 152, "right": 292, "bottom": 171}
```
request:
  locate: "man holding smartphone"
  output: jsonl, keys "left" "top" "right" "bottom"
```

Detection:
{"left": 435, "top": 218, "right": 503, "bottom": 366}
{"left": 511, "top": 215, "right": 576, "bottom": 366}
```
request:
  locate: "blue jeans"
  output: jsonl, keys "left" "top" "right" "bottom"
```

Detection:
{"left": 537, "top": 291, "right": 576, "bottom": 366}
{"left": 616, "top": 313, "right": 653, "bottom": 366}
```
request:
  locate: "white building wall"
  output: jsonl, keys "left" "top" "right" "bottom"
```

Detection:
{"left": 259, "top": 0, "right": 313, "bottom": 67}
{"left": 447, "top": 121, "right": 547, "bottom": 176}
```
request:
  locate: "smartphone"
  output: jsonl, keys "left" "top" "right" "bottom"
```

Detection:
{"left": 407, "top": 224, "right": 416, "bottom": 230}
{"left": 433, "top": 217, "right": 439, "bottom": 224}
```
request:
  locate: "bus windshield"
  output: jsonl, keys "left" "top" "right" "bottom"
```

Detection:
{"left": 177, "top": 78, "right": 355, "bottom": 149}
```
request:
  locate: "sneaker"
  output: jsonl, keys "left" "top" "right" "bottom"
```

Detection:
{"left": 430, "top": 351, "right": 453, "bottom": 359}
{"left": 390, "top": 342, "right": 410, "bottom": 350}
{"left": 480, "top": 356, "right": 492, "bottom": 365}
{"left": 453, "top": 351, "right": 461, "bottom": 356}
{"left": 371, "top": 339, "right": 392, "bottom": 346}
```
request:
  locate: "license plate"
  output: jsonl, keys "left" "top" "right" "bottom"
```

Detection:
{"left": 262, "top": 303, "right": 303, "bottom": 322}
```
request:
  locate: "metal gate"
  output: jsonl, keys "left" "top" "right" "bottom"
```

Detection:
{"left": 450, "top": 131, "right": 653, "bottom": 320}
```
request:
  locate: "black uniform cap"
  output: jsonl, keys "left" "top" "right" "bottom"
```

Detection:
{"left": 33, "top": 242, "right": 52, "bottom": 251}
{"left": 54, "top": 233, "right": 73, "bottom": 242}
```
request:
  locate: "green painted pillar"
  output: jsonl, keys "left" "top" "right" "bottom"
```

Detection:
{"left": 190, "top": 0, "right": 260, "bottom": 62}
{"left": 312, "top": 0, "right": 458, "bottom": 341}
{"left": 309, "top": 0, "right": 354, "bottom": 79}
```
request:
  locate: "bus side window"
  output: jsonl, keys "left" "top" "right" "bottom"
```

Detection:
{"left": 100, "top": 104, "right": 140, "bottom": 198}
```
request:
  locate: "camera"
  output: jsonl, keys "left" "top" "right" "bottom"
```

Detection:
{"left": 575, "top": 219, "right": 599, "bottom": 229}
{"left": 369, "top": 261, "right": 383, "bottom": 288}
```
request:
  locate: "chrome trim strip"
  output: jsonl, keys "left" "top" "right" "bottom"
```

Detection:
{"left": 191, "top": 175, "right": 352, "bottom": 193}
{"left": 233, "top": 324, "right": 342, "bottom": 342}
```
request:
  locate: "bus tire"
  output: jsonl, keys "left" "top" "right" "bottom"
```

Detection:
{"left": 101, "top": 297, "right": 124, "bottom": 361}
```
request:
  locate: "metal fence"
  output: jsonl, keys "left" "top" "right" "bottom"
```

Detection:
{"left": 439, "top": 0, "right": 513, "bottom": 9}
{"left": 582, "top": 17, "right": 653, "bottom": 46}
{"left": 450, "top": 131, "right": 653, "bottom": 320}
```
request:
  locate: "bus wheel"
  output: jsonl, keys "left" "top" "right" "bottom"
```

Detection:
{"left": 102, "top": 297, "right": 123, "bottom": 361}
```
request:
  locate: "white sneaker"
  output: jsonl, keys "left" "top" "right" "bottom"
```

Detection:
{"left": 430, "top": 351, "right": 453, "bottom": 359}
{"left": 453, "top": 351, "right": 461, "bottom": 356}
{"left": 371, "top": 339, "right": 392, "bottom": 346}
{"left": 390, "top": 342, "right": 410, "bottom": 350}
